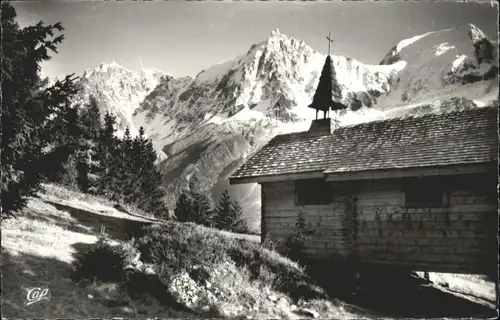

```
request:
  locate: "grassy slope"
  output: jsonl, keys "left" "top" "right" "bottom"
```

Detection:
{"left": 0, "top": 184, "right": 360, "bottom": 319}
{"left": 1, "top": 184, "right": 497, "bottom": 318}
{"left": 1, "top": 184, "right": 196, "bottom": 318}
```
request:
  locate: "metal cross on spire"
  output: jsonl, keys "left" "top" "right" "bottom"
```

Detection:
{"left": 326, "top": 32, "right": 334, "bottom": 56}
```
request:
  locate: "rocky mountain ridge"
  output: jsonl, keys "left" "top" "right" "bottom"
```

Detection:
{"left": 72, "top": 24, "right": 498, "bottom": 231}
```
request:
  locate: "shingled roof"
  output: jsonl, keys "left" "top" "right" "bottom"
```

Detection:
{"left": 229, "top": 106, "right": 498, "bottom": 184}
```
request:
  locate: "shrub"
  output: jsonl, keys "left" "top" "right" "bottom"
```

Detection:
{"left": 72, "top": 233, "right": 138, "bottom": 283}
{"left": 139, "top": 222, "right": 328, "bottom": 302}
{"left": 284, "top": 209, "right": 314, "bottom": 262}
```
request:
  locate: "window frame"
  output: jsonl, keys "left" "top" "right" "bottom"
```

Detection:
{"left": 294, "top": 178, "right": 332, "bottom": 206}
{"left": 403, "top": 176, "right": 449, "bottom": 209}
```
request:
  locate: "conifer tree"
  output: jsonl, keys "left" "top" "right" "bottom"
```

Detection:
{"left": 137, "top": 169, "right": 168, "bottom": 216}
{"left": 229, "top": 198, "right": 247, "bottom": 233}
{"left": 46, "top": 103, "right": 93, "bottom": 192}
{"left": 80, "top": 95, "right": 101, "bottom": 140}
{"left": 45, "top": 105, "right": 81, "bottom": 183}
{"left": 118, "top": 127, "right": 135, "bottom": 202}
{"left": 215, "top": 189, "right": 233, "bottom": 230}
{"left": 78, "top": 96, "right": 102, "bottom": 192}
{"left": 132, "top": 129, "right": 169, "bottom": 216}
{"left": 1, "top": 2, "right": 79, "bottom": 217}
{"left": 59, "top": 154, "right": 79, "bottom": 190}
{"left": 96, "top": 112, "right": 119, "bottom": 197}
{"left": 191, "top": 190, "right": 215, "bottom": 227}
{"left": 215, "top": 189, "right": 247, "bottom": 232}
{"left": 65, "top": 107, "right": 90, "bottom": 192}
{"left": 174, "top": 176, "right": 215, "bottom": 226}
{"left": 174, "top": 191, "right": 195, "bottom": 223}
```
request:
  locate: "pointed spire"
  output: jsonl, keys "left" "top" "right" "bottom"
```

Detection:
{"left": 329, "top": 59, "right": 344, "bottom": 108}
{"left": 308, "top": 55, "right": 347, "bottom": 119}
{"left": 307, "top": 33, "right": 347, "bottom": 119}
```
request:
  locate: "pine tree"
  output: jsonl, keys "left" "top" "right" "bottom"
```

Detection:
{"left": 135, "top": 141, "right": 168, "bottom": 216}
{"left": 191, "top": 191, "right": 215, "bottom": 227}
{"left": 94, "top": 124, "right": 168, "bottom": 217}
{"left": 137, "top": 169, "right": 168, "bottom": 217}
{"left": 59, "top": 154, "right": 79, "bottom": 191}
{"left": 131, "top": 127, "right": 150, "bottom": 172}
{"left": 45, "top": 105, "right": 81, "bottom": 183}
{"left": 229, "top": 198, "right": 247, "bottom": 233}
{"left": 214, "top": 189, "right": 247, "bottom": 232}
{"left": 118, "top": 127, "right": 135, "bottom": 202}
{"left": 174, "top": 191, "right": 195, "bottom": 223}
{"left": 174, "top": 176, "right": 214, "bottom": 226}
{"left": 99, "top": 112, "right": 118, "bottom": 171}
{"left": 96, "top": 112, "right": 119, "bottom": 197}
{"left": 132, "top": 129, "right": 169, "bottom": 217}
{"left": 65, "top": 107, "right": 90, "bottom": 192}
{"left": 49, "top": 104, "right": 97, "bottom": 193}
{"left": 79, "top": 97, "right": 102, "bottom": 192}
{"left": 215, "top": 189, "right": 233, "bottom": 230}
{"left": 1, "top": 2, "right": 79, "bottom": 217}
{"left": 80, "top": 95, "right": 101, "bottom": 140}
{"left": 188, "top": 175, "right": 215, "bottom": 226}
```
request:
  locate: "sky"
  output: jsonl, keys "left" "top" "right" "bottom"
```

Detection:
{"left": 12, "top": 0, "right": 499, "bottom": 79}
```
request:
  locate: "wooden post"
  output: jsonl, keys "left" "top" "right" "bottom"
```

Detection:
{"left": 260, "top": 183, "right": 267, "bottom": 245}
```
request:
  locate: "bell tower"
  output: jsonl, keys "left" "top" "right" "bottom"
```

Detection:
{"left": 307, "top": 32, "right": 347, "bottom": 120}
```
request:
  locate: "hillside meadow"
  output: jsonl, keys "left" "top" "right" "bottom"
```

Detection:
{"left": 1, "top": 184, "right": 496, "bottom": 319}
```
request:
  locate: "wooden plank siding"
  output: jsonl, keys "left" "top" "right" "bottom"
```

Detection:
{"left": 260, "top": 181, "right": 351, "bottom": 259}
{"left": 354, "top": 174, "right": 497, "bottom": 274}
{"left": 260, "top": 172, "right": 497, "bottom": 274}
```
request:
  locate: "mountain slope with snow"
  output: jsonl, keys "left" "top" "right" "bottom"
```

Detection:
{"left": 75, "top": 25, "right": 497, "bottom": 231}
{"left": 129, "top": 29, "right": 410, "bottom": 228}
{"left": 132, "top": 29, "right": 404, "bottom": 147}
{"left": 378, "top": 24, "right": 498, "bottom": 110}
{"left": 74, "top": 61, "right": 167, "bottom": 137}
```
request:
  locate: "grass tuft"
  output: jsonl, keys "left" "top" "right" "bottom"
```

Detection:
{"left": 135, "top": 221, "right": 350, "bottom": 317}
{"left": 72, "top": 233, "right": 139, "bottom": 283}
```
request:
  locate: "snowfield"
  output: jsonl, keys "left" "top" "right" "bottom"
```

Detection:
{"left": 71, "top": 24, "right": 498, "bottom": 229}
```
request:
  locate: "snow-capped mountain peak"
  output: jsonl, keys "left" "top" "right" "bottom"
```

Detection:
{"left": 95, "top": 60, "right": 126, "bottom": 73}
{"left": 74, "top": 61, "right": 167, "bottom": 140}
{"left": 269, "top": 28, "right": 281, "bottom": 38}
{"left": 468, "top": 23, "right": 488, "bottom": 43}
{"left": 376, "top": 24, "right": 498, "bottom": 109}
{"left": 137, "top": 26, "right": 500, "bottom": 147}
{"left": 70, "top": 25, "right": 498, "bottom": 230}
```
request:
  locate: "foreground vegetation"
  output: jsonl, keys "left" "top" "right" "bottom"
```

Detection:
{"left": 1, "top": 0, "right": 250, "bottom": 238}
{"left": 1, "top": 1, "right": 168, "bottom": 219}
{"left": 2, "top": 2, "right": 496, "bottom": 317}
{"left": 74, "top": 223, "right": 360, "bottom": 319}
{"left": 1, "top": 184, "right": 358, "bottom": 318}
{"left": 2, "top": 184, "right": 496, "bottom": 318}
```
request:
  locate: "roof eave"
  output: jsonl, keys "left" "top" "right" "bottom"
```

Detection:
{"left": 324, "top": 162, "right": 495, "bottom": 182}
{"left": 229, "top": 171, "right": 325, "bottom": 185}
